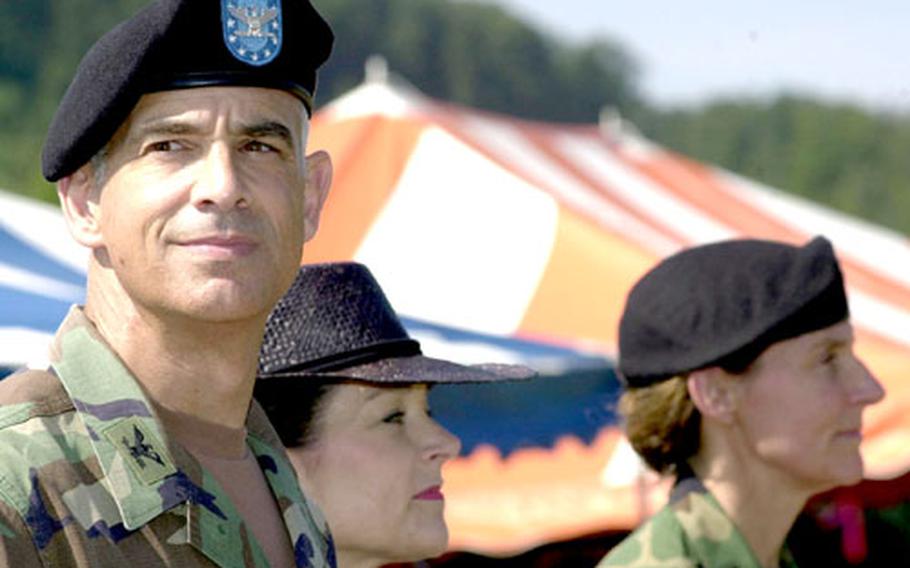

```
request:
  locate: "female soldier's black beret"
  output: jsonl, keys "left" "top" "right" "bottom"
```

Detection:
{"left": 619, "top": 236, "right": 848, "bottom": 387}
{"left": 42, "top": 0, "right": 333, "bottom": 181}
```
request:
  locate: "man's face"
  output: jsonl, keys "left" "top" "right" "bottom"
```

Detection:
{"left": 87, "top": 86, "right": 319, "bottom": 322}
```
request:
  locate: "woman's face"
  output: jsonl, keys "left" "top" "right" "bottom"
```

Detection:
{"left": 287, "top": 383, "right": 462, "bottom": 567}
{"left": 733, "top": 321, "right": 884, "bottom": 493}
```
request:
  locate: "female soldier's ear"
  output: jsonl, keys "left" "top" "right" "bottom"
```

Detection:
{"left": 58, "top": 164, "right": 104, "bottom": 249}
{"left": 687, "top": 368, "right": 738, "bottom": 424}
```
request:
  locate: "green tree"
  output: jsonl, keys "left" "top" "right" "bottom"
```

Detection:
{"left": 315, "top": 0, "right": 642, "bottom": 122}
{"left": 0, "top": 0, "right": 147, "bottom": 201}
{"left": 638, "top": 95, "right": 910, "bottom": 235}
{"left": 0, "top": 0, "right": 907, "bottom": 237}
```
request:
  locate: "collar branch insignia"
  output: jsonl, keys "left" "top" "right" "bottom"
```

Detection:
{"left": 122, "top": 424, "right": 165, "bottom": 469}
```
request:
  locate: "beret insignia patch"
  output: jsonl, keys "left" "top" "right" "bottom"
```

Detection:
{"left": 222, "top": 0, "right": 283, "bottom": 66}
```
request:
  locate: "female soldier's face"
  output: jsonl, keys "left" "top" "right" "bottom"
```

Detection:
{"left": 733, "top": 321, "right": 884, "bottom": 493}
{"left": 287, "top": 383, "right": 461, "bottom": 567}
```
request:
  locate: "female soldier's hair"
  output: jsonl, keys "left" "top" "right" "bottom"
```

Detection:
{"left": 254, "top": 380, "right": 334, "bottom": 448}
{"left": 619, "top": 375, "right": 700, "bottom": 476}
{"left": 620, "top": 352, "right": 759, "bottom": 476}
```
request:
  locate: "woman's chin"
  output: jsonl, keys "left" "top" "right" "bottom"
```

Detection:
{"left": 400, "top": 525, "right": 450, "bottom": 563}
{"left": 337, "top": 529, "right": 449, "bottom": 567}
{"left": 412, "top": 532, "right": 449, "bottom": 561}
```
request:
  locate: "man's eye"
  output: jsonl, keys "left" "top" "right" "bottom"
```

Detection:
{"left": 244, "top": 140, "right": 277, "bottom": 153}
{"left": 145, "top": 140, "right": 181, "bottom": 153}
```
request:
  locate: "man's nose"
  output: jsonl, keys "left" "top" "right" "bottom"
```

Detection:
{"left": 192, "top": 143, "right": 248, "bottom": 210}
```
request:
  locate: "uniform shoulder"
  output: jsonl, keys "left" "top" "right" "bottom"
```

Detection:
{"left": 0, "top": 369, "right": 72, "bottom": 430}
{"left": 0, "top": 369, "right": 89, "bottom": 518}
{"left": 598, "top": 506, "right": 693, "bottom": 567}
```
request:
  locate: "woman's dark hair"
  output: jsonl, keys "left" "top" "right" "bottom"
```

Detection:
{"left": 253, "top": 379, "right": 335, "bottom": 448}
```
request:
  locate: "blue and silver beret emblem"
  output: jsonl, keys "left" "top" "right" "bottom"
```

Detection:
{"left": 222, "top": 0, "right": 283, "bottom": 66}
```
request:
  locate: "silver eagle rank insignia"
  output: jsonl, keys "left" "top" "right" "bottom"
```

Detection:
{"left": 222, "top": 0, "right": 283, "bottom": 66}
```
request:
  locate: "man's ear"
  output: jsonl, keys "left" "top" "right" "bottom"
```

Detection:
{"left": 303, "top": 150, "right": 332, "bottom": 243}
{"left": 57, "top": 165, "right": 104, "bottom": 249}
{"left": 687, "top": 368, "right": 739, "bottom": 424}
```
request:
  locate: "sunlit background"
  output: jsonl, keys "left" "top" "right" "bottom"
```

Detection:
{"left": 2, "top": 1, "right": 910, "bottom": 565}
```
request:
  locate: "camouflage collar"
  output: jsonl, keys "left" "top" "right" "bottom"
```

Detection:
{"left": 47, "top": 307, "right": 335, "bottom": 565}
{"left": 670, "top": 469, "right": 799, "bottom": 568}
{"left": 50, "top": 307, "right": 181, "bottom": 530}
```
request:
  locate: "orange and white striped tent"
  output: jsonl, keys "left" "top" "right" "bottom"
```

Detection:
{"left": 303, "top": 77, "right": 910, "bottom": 555}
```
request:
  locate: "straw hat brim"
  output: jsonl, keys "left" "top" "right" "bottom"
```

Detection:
{"left": 258, "top": 353, "right": 535, "bottom": 384}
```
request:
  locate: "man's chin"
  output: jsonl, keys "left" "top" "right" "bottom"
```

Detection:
{"left": 163, "top": 284, "right": 274, "bottom": 323}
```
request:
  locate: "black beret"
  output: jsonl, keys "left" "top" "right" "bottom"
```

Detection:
{"left": 42, "top": 0, "right": 333, "bottom": 182}
{"left": 619, "top": 236, "right": 849, "bottom": 387}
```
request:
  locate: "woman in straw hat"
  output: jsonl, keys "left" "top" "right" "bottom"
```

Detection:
{"left": 254, "top": 262, "right": 534, "bottom": 568}
{"left": 599, "top": 236, "right": 884, "bottom": 568}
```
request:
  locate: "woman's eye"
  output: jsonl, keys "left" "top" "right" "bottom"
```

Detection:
{"left": 819, "top": 351, "right": 843, "bottom": 375}
{"left": 382, "top": 411, "right": 405, "bottom": 424}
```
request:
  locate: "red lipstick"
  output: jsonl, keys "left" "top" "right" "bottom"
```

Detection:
{"left": 414, "top": 486, "right": 444, "bottom": 501}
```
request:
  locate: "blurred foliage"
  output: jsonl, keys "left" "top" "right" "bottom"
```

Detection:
{"left": 635, "top": 96, "right": 910, "bottom": 235}
{"left": 0, "top": 0, "right": 148, "bottom": 202}
{"left": 316, "top": 0, "right": 642, "bottom": 120}
{"left": 0, "top": 0, "right": 907, "bottom": 236}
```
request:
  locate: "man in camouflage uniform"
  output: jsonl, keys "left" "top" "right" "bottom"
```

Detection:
{"left": 0, "top": 0, "right": 337, "bottom": 566}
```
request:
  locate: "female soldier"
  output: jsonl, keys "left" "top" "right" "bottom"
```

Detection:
{"left": 599, "top": 236, "right": 884, "bottom": 568}
{"left": 254, "top": 262, "right": 533, "bottom": 568}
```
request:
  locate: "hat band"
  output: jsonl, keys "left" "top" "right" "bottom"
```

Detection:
{"left": 276, "top": 339, "right": 422, "bottom": 375}
{"left": 145, "top": 71, "right": 315, "bottom": 114}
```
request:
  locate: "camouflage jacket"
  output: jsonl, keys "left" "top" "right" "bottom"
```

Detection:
{"left": 0, "top": 307, "right": 335, "bottom": 568}
{"left": 598, "top": 471, "right": 799, "bottom": 568}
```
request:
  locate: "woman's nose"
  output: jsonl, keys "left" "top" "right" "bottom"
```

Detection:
{"left": 423, "top": 419, "right": 462, "bottom": 463}
{"left": 849, "top": 358, "right": 885, "bottom": 406}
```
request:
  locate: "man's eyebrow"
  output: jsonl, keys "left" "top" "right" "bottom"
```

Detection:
{"left": 125, "top": 119, "right": 295, "bottom": 147}
{"left": 238, "top": 121, "right": 294, "bottom": 147}
{"left": 127, "top": 120, "right": 200, "bottom": 145}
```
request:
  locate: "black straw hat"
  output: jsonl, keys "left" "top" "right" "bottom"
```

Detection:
{"left": 257, "top": 263, "right": 537, "bottom": 384}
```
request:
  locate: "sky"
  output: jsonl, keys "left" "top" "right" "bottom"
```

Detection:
{"left": 483, "top": 0, "right": 910, "bottom": 112}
